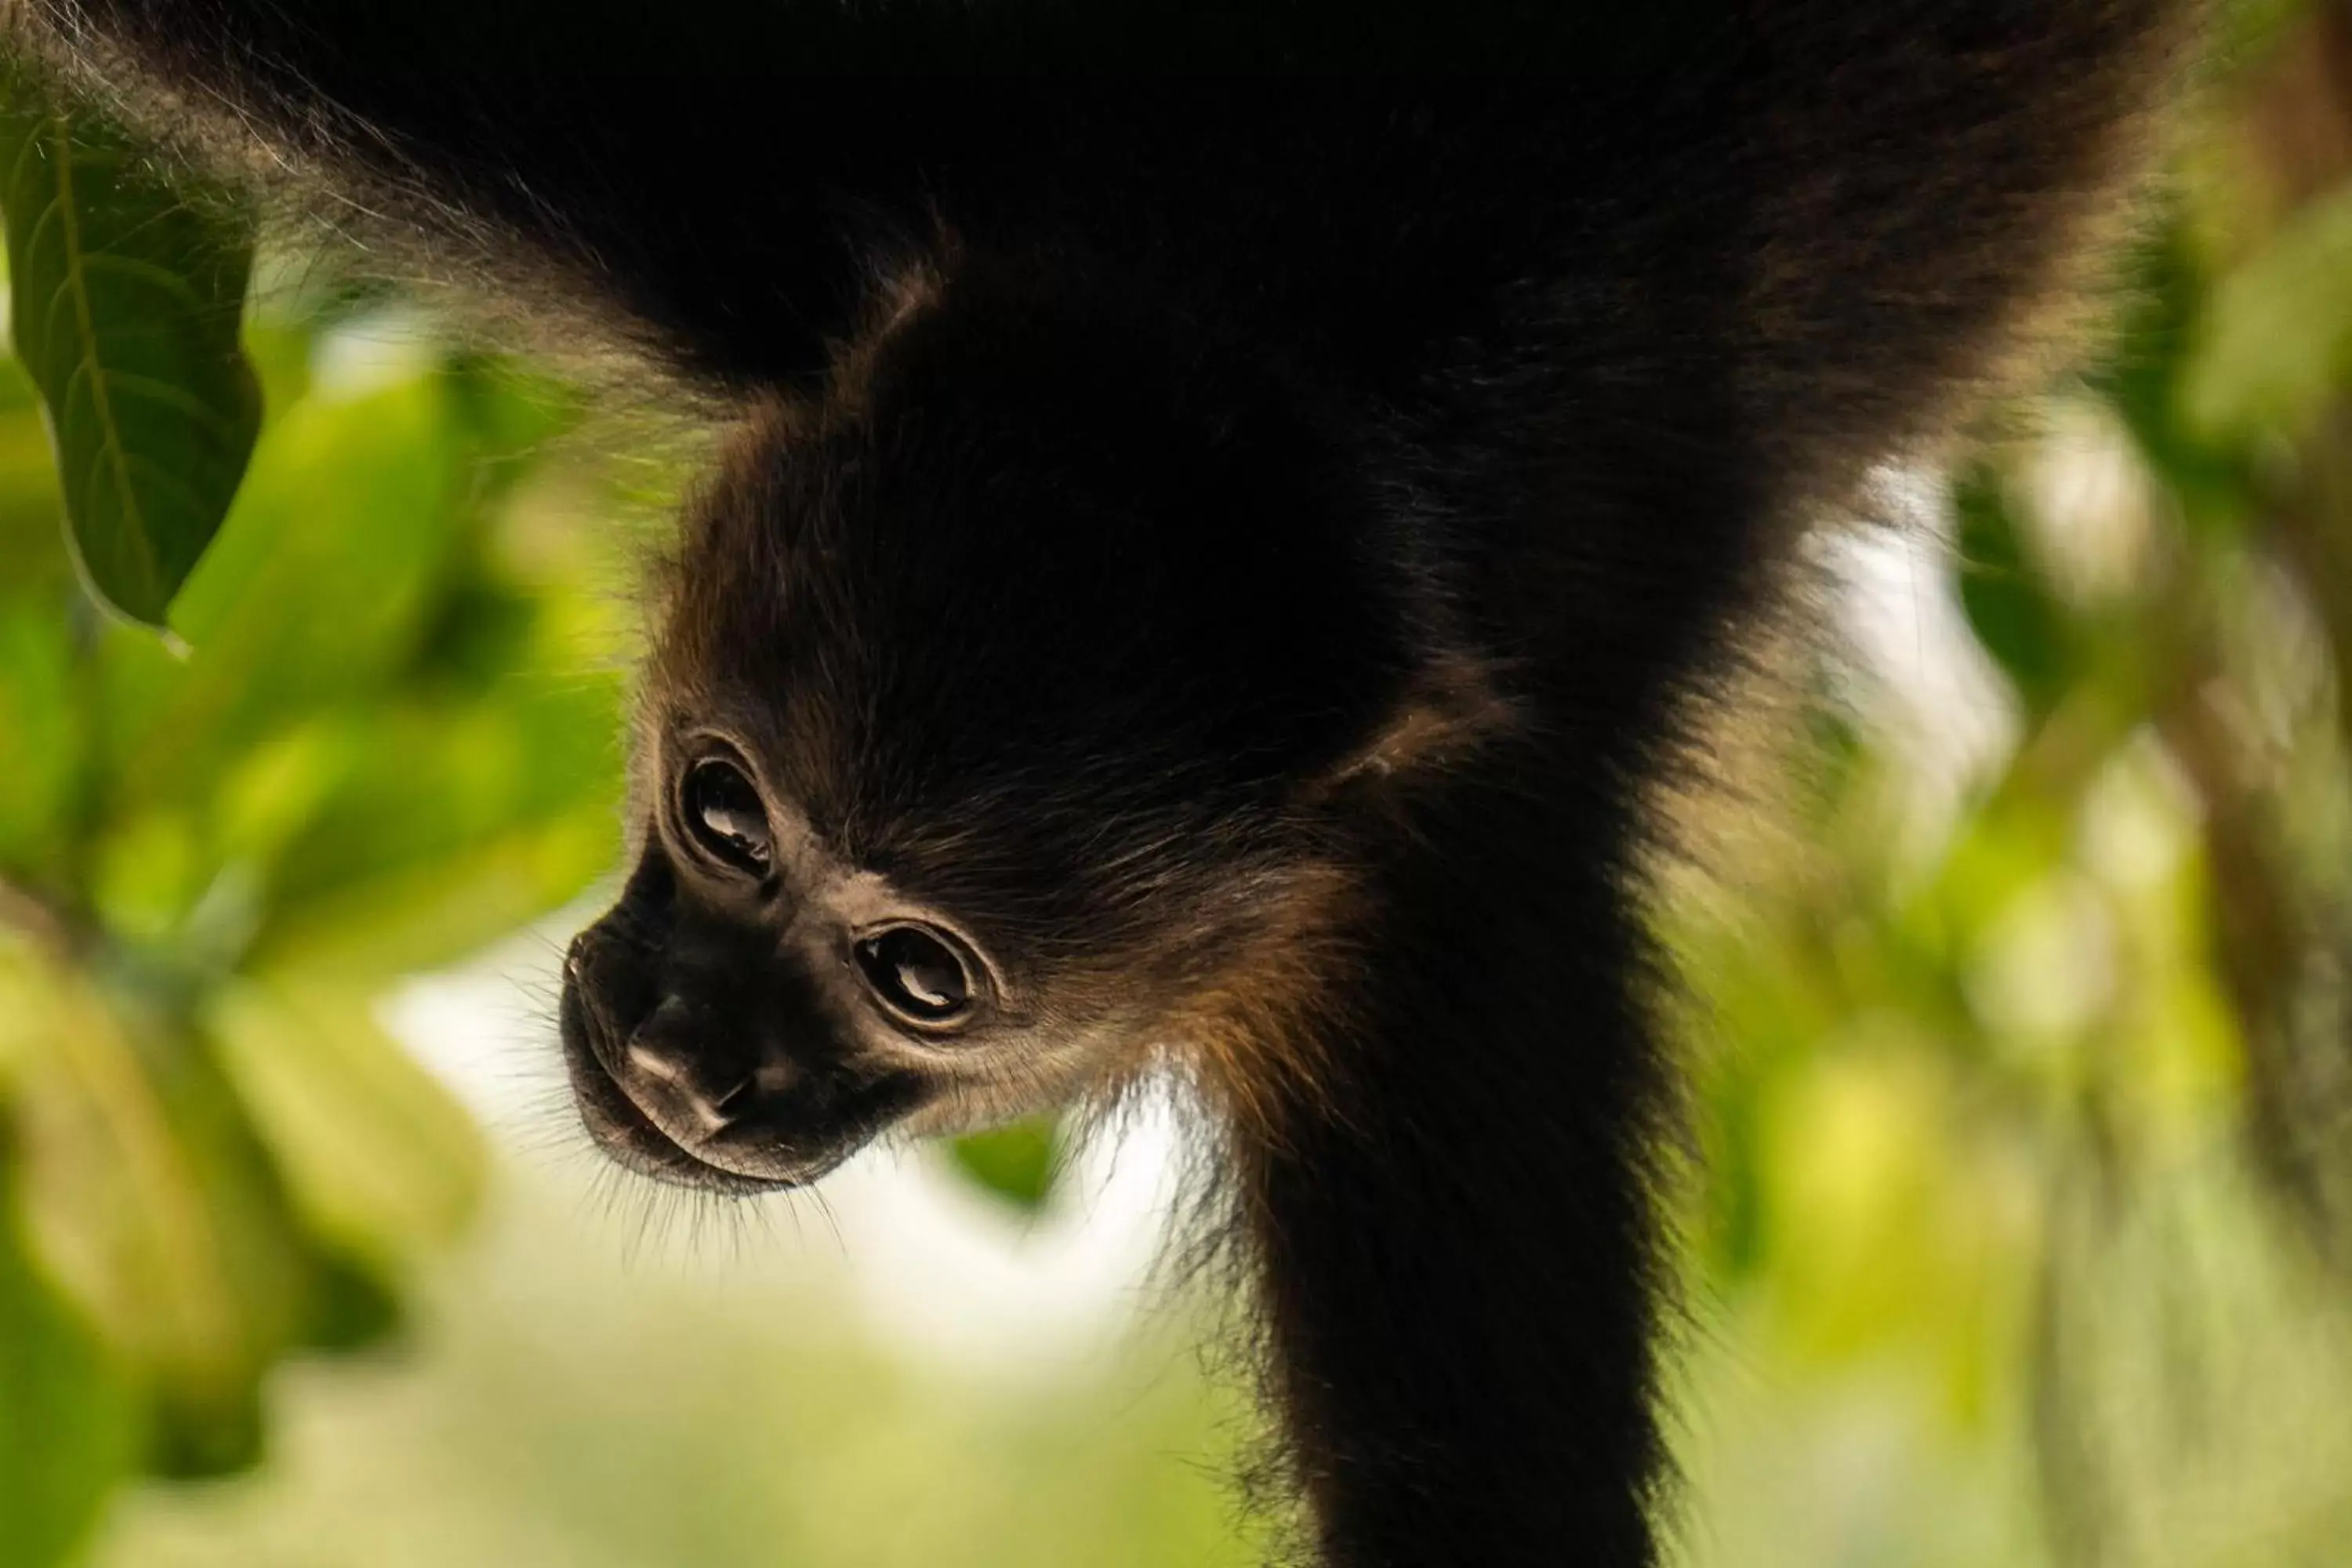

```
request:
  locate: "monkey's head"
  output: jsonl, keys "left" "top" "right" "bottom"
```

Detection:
{"left": 557, "top": 265, "right": 1473, "bottom": 1190}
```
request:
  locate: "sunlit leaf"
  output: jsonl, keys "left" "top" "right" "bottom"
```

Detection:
{"left": 245, "top": 684, "right": 622, "bottom": 978}
{"left": 5, "top": 960, "right": 315, "bottom": 1477}
{"left": 205, "top": 975, "right": 484, "bottom": 1269}
{"left": 2183, "top": 183, "right": 2352, "bottom": 443}
{"left": 87, "top": 807, "right": 206, "bottom": 949}
{"left": 0, "top": 74, "right": 260, "bottom": 627}
{"left": 0, "top": 1148, "right": 138, "bottom": 1568}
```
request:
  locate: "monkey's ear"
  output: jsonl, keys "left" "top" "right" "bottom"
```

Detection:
{"left": 1308, "top": 659, "right": 1518, "bottom": 802}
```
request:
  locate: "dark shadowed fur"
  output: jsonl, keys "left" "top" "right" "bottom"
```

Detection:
{"left": 17, "top": 2, "right": 2198, "bottom": 1563}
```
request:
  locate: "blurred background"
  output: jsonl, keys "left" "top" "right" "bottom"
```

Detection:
{"left": 5, "top": 3, "right": 2352, "bottom": 1565}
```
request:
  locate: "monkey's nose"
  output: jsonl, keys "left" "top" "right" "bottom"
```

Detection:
{"left": 619, "top": 995, "right": 781, "bottom": 1143}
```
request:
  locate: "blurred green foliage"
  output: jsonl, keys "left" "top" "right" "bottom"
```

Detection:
{"left": 0, "top": 244, "right": 629, "bottom": 1555}
{"left": 946, "top": 1119, "right": 1067, "bottom": 1213}
{"left": 1669, "top": 6, "right": 2352, "bottom": 1559}
{"left": 90, "top": 1174, "right": 1270, "bottom": 1568}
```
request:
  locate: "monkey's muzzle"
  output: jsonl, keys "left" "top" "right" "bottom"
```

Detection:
{"left": 558, "top": 924, "right": 916, "bottom": 1192}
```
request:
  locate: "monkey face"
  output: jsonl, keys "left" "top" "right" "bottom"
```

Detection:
{"left": 557, "top": 746, "right": 1100, "bottom": 1192}
{"left": 557, "top": 273, "right": 1424, "bottom": 1190}
{"left": 557, "top": 699, "right": 1352, "bottom": 1193}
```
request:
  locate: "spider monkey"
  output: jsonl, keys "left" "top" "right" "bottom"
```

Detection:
{"left": 22, "top": 2, "right": 2198, "bottom": 1563}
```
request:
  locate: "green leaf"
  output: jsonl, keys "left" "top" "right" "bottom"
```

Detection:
{"left": 248, "top": 805, "right": 618, "bottom": 981}
{"left": 2182, "top": 182, "right": 2352, "bottom": 444}
{"left": 0, "top": 355, "right": 71, "bottom": 592}
{"left": 0, "top": 1136, "right": 139, "bottom": 1568}
{"left": 4, "top": 960, "right": 315, "bottom": 1479}
{"left": 0, "top": 590, "right": 80, "bottom": 869}
{"left": 93, "top": 376, "right": 474, "bottom": 817}
{"left": 297, "top": 1247, "right": 403, "bottom": 1355}
{"left": 0, "top": 72, "right": 260, "bottom": 627}
{"left": 946, "top": 1116, "right": 1064, "bottom": 1213}
{"left": 1952, "top": 469, "right": 2072, "bottom": 720}
{"left": 243, "top": 681, "right": 622, "bottom": 978}
{"left": 2087, "top": 232, "right": 2250, "bottom": 539}
{"left": 204, "top": 975, "right": 485, "bottom": 1271}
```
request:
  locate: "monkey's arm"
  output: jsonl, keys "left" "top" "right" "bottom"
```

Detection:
{"left": 1243, "top": 767, "right": 1673, "bottom": 1567}
{"left": 1236, "top": 6, "right": 2200, "bottom": 1563}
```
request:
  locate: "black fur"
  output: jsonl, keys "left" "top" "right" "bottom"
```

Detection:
{"left": 26, "top": 3, "right": 2194, "bottom": 1563}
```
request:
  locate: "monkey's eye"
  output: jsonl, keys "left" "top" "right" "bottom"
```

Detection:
{"left": 853, "top": 924, "right": 975, "bottom": 1026}
{"left": 681, "top": 757, "right": 773, "bottom": 877}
